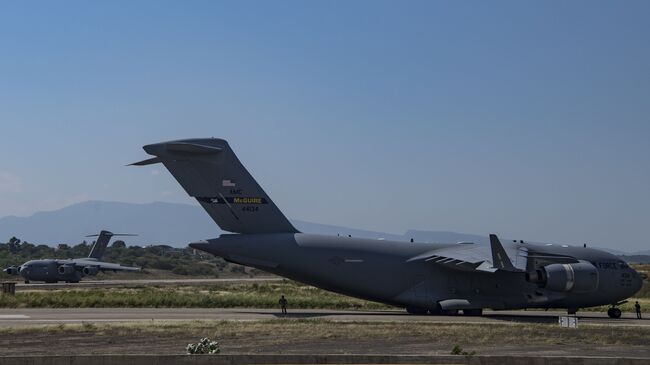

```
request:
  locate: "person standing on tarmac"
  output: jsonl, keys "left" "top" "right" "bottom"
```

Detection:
{"left": 635, "top": 301, "right": 642, "bottom": 319}
{"left": 279, "top": 295, "right": 288, "bottom": 316}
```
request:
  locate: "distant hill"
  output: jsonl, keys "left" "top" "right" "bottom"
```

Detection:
{"left": 0, "top": 201, "right": 220, "bottom": 246}
{"left": 620, "top": 255, "right": 650, "bottom": 264}
{"left": 0, "top": 201, "right": 493, "bottom": 247}
{"left": 0, "top": 201, "right": 642, "bottom": 254}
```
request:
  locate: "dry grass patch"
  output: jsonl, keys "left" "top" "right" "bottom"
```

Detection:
{"left": 2, "top": 319, "right": 649, "bottom": 347}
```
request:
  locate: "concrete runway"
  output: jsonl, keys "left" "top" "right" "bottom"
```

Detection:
{"left": 13, "top": 277, "right": 282, "bottom": 290}
{"left": 0, "top": 308, "right": 647, "bottom": 327}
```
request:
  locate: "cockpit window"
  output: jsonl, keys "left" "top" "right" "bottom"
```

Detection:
{"left": 618, "top": 261, "right": 629, "bottom": 269}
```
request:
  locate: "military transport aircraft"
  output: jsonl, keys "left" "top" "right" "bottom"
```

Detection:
{"left": 132, "top": 138, "right": 644, "bottom": 318}
{"left": 3, "top": 230, "right": 140, "bottom": 283}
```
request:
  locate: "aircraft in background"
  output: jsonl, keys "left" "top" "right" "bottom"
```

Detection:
{"left": 3, "top": 230, "right": 140, "bottom": 283}
{"left": 133, "top": 138, "right": 644, "bottom": 318}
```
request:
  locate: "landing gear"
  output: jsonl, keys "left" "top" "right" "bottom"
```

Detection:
{"left": 405, "top": 307, "right": 459, "bottom": 316}
{"left": 607, "top": 307, "right": 622, "bottom": 319}
{"left": 428, "top": 306, "right": 459, "bottom": 316}
{"left": 463, "top": 309, "right": 483, "bottom": 316}
{"left": 441, "top": 309, "right": 459, "bottom": 316}
{"left": 406, "top": 306, "right": 428, "bottom": 315}
{"left": 24, "top": 280, "right": 30, "bottom": 284}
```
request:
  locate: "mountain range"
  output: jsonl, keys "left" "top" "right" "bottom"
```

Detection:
{"left": 0, "top": 201, "right": 645, "bottom": 257}
{"left": 0, "top": 201, "right": 489, "bottom": 247}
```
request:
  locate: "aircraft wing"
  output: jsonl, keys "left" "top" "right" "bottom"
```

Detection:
{"left": 71, "top": 259, "right": 141, "bottom": 272}
{"left": 407, "top": 235, "right": 528, "bottom": 273}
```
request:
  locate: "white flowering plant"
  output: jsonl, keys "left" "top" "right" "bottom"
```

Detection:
{"left": 186, "top": 337, "right": 221, "bottom": 354}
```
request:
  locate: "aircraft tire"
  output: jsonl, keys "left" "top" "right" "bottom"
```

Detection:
{"left": 24, "top": 280, "right": 29, "bottom": 284}
{"left": 607, "top": 307, "right": 622, "bottom": 319}
{"left": 406, "top": 307, "right": 428, "bottom": 315}
{"left": 429, "top": 308, "right": 459, "bottom": 316}
{"left": 463, "top": 309, "right": 483, "bottom": 316}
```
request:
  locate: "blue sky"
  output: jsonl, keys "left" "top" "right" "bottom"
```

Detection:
{"left": 0, "top": 1, "right": 648, "bottom": 250}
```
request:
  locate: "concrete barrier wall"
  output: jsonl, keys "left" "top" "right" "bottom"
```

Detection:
{"left": 1, "top": 354, "right": 648, "bottom": 365}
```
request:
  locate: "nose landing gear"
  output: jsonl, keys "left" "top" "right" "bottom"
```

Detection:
{"left": 607, "top": 301, "right": 628, "bottom": 319}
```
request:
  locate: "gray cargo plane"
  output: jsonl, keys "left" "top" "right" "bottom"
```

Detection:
{"left": 132, "top": 138, "right": 644, "bottom": 318}
{"left": 3, "top": 230, "right": 140, "bottom": 283}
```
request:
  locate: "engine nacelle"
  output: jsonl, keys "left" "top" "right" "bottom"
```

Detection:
{"left": 82, "top": 266, "right": 99, "bottom": 276}
{"left": 3, "top": 266, "right": 20, "bottom": 275}
{"left": 58, "top": 265, "right": 75, "bottom": 275}
{"left": 526, "top": 261, "right": 599, "bottom": 293}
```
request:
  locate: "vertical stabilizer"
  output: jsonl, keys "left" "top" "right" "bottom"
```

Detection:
{"left": 131, "top": 138, "right": 298, "bottom": 234}
{"left": 87, "top": 230, "right": 114, "bottom": 260}
{"left": 85, "top": 231, "right": 137, "bottom": 260}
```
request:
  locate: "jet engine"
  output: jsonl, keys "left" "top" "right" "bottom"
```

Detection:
{"left": 82, "top": 266, "right": 99, "bottom": 276}
{"left": 57, "top": 265, "right": 75, "bottom": 275}
{"left": 3, "top": 266, "right": 20, "bottom": 275}
{"left": 526, "top": 261, "right": 599, "bottom": 293}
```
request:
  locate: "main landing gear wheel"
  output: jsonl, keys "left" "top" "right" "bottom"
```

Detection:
{"left": 406, "top": 307, "right": 428, "bottom": 315}
{"left": 441, "top": 309, "right": 459, "bottom": 316}
{"left": 607, "top": 307, "right": 622, "bottom": 319}
{"left": 463, "top": 309, "right": 483, "bottom": 316}
{"left": 428, "top": 306, "right": 459, "bottom": 316}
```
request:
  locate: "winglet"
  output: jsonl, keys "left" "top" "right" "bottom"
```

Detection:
{"left": 489, "top": 234, "right": 517, "bottom": 271}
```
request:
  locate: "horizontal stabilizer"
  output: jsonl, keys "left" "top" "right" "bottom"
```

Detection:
{"left": 128, "top": 157, "right": 161, "bottom": 166}
{"left": 165, "top": 142, "right": 223, "bottom": 154}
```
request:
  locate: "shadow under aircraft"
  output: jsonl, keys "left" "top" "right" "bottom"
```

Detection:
{"left": 133, "top": 138, "right": 644, "bottom": 319}
{"left": 3, "top": 230, "right": 140, "bottom": 283}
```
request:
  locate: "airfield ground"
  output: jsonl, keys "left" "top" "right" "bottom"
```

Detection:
{"left": 0, "top": 316, "right": 649, "bottom": 358}
{"left": 1, "top": 274, "right": 648, "bottom": 359}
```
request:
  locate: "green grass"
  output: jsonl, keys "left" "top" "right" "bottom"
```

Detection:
{"left": 0, "top": 281, "right": 388, "bottom": 310}
{"left": 2, "top": 279, "right": 648, "bottom": 312}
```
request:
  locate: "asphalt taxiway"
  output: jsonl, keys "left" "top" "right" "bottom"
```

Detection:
{"left": 0, "top": 308, "right": 647, "bottom": 327}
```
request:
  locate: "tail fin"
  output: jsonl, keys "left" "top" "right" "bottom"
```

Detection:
{"left": 131, "top": 138, "right": 298, "bottom": 234}
{"left": 85, "top": 231, "right": 137, "bottom": 259}
{"left": 86, "top": 230, "right": 114, "bottom": 260}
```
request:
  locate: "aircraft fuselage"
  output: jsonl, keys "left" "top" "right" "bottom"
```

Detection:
{"left": 191, "top": 233, "right": 643, "bottom": 312}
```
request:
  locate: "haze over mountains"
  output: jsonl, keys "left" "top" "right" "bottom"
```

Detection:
{"left": 0, "top": 201, "right": 645, "bottom": 256}
{"left": 0, "top": 201, "right": 486, "bottom": 247}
